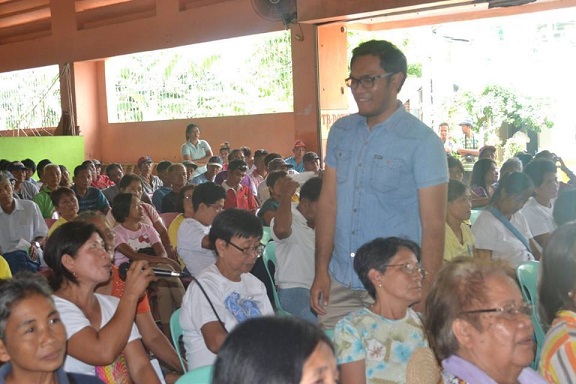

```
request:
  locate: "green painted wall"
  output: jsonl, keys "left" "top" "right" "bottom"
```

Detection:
{"left": 0, "top": 136, "right": 85, "bottom": 179}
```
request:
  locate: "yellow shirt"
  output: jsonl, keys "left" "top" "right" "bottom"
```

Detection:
{"left": 47, "top": 217, "right": 68, "bottom": 237}
{"left": 0, "top": 256, "right": 12, "bottom": 279}
{"left": 444, "top": 222, "right": 474, "bottom": 261}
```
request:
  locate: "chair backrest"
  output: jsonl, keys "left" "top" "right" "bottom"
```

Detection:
{"left": 161, "top": 212, "right": 180, "bottom": 228}
{"left": 175, "top": 365, "right": 213, "bottom": 384}
{"left": 45, "top": 218, "right": 57, "bottom": 229}
{"left": 261, "top": 226, "right": 272, "bottom": 244}
{"left": 169, "top": 308, "right": 188, "bottom": 373}
{"left": 262, "top": 242, "right": 290, "bottom": 317}
{"left": 516, "top": 261, "right": 545, "bottom": 369}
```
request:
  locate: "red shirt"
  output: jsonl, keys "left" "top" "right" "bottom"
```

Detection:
{"left": 223, "top": 182, "right": 258, "bottom": 211}
{"left": 91, "top": 175, "right": 115, "bottom": 189}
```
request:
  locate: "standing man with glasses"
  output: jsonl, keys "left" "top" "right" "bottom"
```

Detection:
{"left": 310, "top": 40, "right": 448, "bottom": 329}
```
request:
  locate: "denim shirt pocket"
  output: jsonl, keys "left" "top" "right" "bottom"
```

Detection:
{"left": 335, "top": 149, "right": 353, "bottom": 184}
{"left": 371, "top": 156, "right": 408, "bottom": 193}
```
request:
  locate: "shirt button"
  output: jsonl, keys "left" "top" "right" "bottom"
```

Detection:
{"left": 351, "top": 230, "right": 355, "bottom": 235}
{"left": 359, "top": 163, "right": 362, "bottom": 167}
{"left": 353, "top": 208, "right": 357, "bottom": 213}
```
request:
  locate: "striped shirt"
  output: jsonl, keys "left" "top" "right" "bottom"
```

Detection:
{"left": 539, "top": 310, "right": 576, "bottom": 383}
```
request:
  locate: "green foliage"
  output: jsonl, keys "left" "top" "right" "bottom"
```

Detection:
{"left": 109, "top": 31, "right": 293, "bottom": 123}
{"left": 445, "top": 85, "right": 553, "bottom": 135}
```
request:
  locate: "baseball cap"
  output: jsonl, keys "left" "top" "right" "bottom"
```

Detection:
{"left": 207, "top": 156, "right": 223, "bottom": 168}
{"left": 228, "top": 160, "right": 248, "bottom": 172}
{"left": 137, "top": 156, "right": 153, "bottom": 167}
{"left": 303, "top": 152, "right": 320, "bottom": 162}
{"left": 9, "top": 161, "right": 27, "bottom": 171}
{"left": 459, "top": 118, "right": 473, "bottom": 126}
{"left": 293, "top": 139, "right": 307, "bottom": 148}
{"left": 92, "top": 159, "right": 102, "bottom": 167}
{"left": 182, "top": 160, "right": 198, "bottom": 170}
{"left": 268, "top": 158, "right": 294, "bottom": 172}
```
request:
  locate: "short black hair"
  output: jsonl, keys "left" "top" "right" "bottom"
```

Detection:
{"left": 213, "top": 316, "right": 333, "bottom": 384}
{"left": 351, "top": 40, "right": 407, "bottom": 92}
{"left": 266, "top": 170, "right": 287, "bottom": 188}
{"left": 118, "top": 174, "right": 142, "bottom": 191}
{"left": 21, "top": 158, "right": 36, "bottom": 172}
{"left": 523, "top": 159, "right": 557, "bottom": 187}
{"left": 44, "top": 222, "right": 104, "bottom": 290}
{"left": 491, "top": 172, "right": 533, "bottom": 204}
{"left": 36, "top": 159, "right": 52, "bottom": 178}
{"left": 264, "top": 153, "right": 282, "bottom": 167}
{"left": 447, "top": 180, "right": 468, "bottom": 203}
{"left": 354, "top": 237, "right": 421, "bottom": 299}
{"left": 157, "top": 161, "right": 173, "bottom": 173}
{"left": 111, "top": 193, "right": 134, "bottom": 223}
{"left": 50, "top": 187, "right": 76, "bottom": 207}
{"left": 73, "top": 164, "right": 90, "bottom": 177}
{"left": 209, "top": 209, "right": 263, "bottom": 250}
{"left": 105, "top": 163, "right": 123, "bottom": 176}
{"left": 192, "top": 182, "right": 226, "bottom": 212}
{"left": 299, "top": 177, "right": 322, "bottom": 202}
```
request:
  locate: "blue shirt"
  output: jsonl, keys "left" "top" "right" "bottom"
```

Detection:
{"left": 285, "top": 156, "right": 305, "bottom": 173}
{"left": 152, "top": 186, "right": 172, "bottom": 212}
{"left": 72, "top": 186, "right": 110, "bottom": 214}
{"left": 192, "top": 172, "right": 210, "bottom": 185}
{"left": 0, "top": 363, "right": 104, "bottom": 384}
{"left": 325, "top": 103, "right": 448, "bottom": 289}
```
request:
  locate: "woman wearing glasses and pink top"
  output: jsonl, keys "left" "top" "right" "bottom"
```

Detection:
{"left": 425, "top": 257, "right": 546, "bottom": 383}
{"left": 179, "top": 209, "right": 273, "bottom": 371}
{"left": 334, "top": 237, "right": 428, "bottom": 384}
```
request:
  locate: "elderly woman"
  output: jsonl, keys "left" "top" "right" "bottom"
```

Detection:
{"left": 213, "top": 317, "right": 338, "bottom": 384}
{"left": 445, "top": 180, "right": 474, "bottom": 261}
{"left": 334, "top": 237, "right": 427, "bottom": 384}
{"left": 179, "top": 208, "right": 274, "bottom": 370}
{"left": 539, "top": 223, "right": 576, "bottom": 382}
{"left": 425, "top": 257, "right": 546, "bottom": 383}
{"left": 470, "top": 158, "right": 498, "bottom": 208}
{"left": 521, "top": 159, "right": 559, "bottom": 249}
{"left": 44, "top": 222, "right": 159, "bottom": 383}
{"left": 472, "top": 172, "right": 540, "bottom": 266}
{"left": 0, "top": 273, "right": 102, "bottom": 384}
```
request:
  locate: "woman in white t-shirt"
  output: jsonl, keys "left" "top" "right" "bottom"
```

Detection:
{"left": 112, "top": 192, "right": 185, "bottom": 337}
{"left": 44, "top": 221, "right": 158, "bottom": 383}
{"left": 521, "top": 159, "right": 559, "bottom": 250}
{"left": 473, "top": 172, "right": 540, "bottom": 266}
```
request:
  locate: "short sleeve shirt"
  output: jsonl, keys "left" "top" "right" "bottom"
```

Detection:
{"left": 181, "top": 140, "right": 212, "bottom": 160}
{"left": 334, "top": 307, "right": 427, "bottom": 384}
{"left": 113, "top": 223, "right": 161, "bottom": 265}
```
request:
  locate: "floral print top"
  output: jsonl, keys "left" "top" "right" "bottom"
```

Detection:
{"left": 334, "top": 307, "right": 427, "bottom": 383}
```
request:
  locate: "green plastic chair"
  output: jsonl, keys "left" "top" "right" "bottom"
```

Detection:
{"left": 516, "top": 261, "right": 545, "bottom": 369}
{"left": 169, "top": 308, "right": 188, "bottom": 373}
{"left": 261, "top": 226, "right": 273, "bottom": 245}
{"left": 175, "top": 365, "right": 212, "bottom": 384}
{"left": 262, "top": 242, "right": 291, "bottom": 317}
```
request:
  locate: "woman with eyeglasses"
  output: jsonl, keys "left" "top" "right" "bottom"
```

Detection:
{"left": 539, "top": 223, "right": 576, "bottom": 382}
{"left": 425, "top": 257, "right": 546, "bottom": 383}
{"left": 334, "top": 237, "right": 428, "bottom": 384}
{"left": 179, "top": 208, "right": 274, "bottom": 371}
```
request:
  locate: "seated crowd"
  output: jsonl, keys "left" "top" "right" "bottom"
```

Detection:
{"left": 1, "top": 138, "right": 576, "bottom": 384}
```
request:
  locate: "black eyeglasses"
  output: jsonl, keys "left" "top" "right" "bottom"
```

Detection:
{"left": 460, "top": 302, "right": 533, "bottom": 319}
{"left": 228, "top": 241, "right": 264, "bottom": 257}
{"left": 384, "top": 263, "right": 427, "bottom": 279}
{"left": 345, "top": 72, "right": 395, "bottom": 89}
